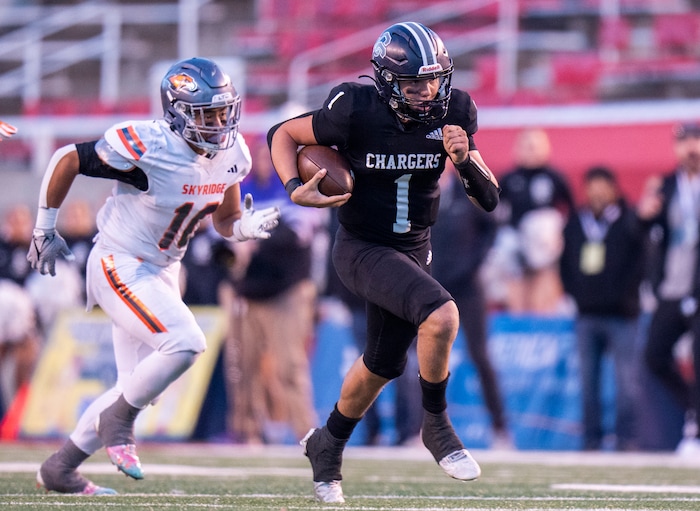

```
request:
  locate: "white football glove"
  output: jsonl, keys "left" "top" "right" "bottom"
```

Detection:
{"left": 229, "top": 193, "right": 280, "bottom": 241}
{"left": 0, "top": 120, "right": 17, "bottom": 141}
{"left": 27, "top": 229, "right": 75, "bottom": 276}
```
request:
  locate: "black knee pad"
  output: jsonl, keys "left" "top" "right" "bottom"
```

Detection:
{"left": 363, "top": 352, "right": 407, "bottom": 380}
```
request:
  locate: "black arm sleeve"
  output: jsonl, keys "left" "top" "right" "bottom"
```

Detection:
{"left": 75, "top": 141, "right": 149, "bottom": 191}
{"left": 454, "top": 157, "right": 501, "bottom": 212}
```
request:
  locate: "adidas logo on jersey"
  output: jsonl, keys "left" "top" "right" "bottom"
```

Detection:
{"left": 425, "top": 129, "right": 443, "bottom": 141}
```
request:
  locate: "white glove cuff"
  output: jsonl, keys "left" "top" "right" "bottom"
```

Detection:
{"left": 228, "top": 219, "right": 248, "bottom": 242}
{"left": 35, "top": 207, "right": 59, "bottom": 231}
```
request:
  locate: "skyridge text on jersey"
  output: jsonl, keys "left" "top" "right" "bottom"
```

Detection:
{"left": 365, "top": 153, "right": 442, "bottom": 170}
{"left": 181, "top": 183, "right": 228, "bottom": 195}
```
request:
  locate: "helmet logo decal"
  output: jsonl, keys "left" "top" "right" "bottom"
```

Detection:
{"left": 373, "top": 31, "right": 391, "bottom": 59}
{"left": 212, "top": 92, "right": 234, "bottom": 103}
{"left": 168, "top": 73, "right": 198, "bottom": 92}
{"left": 419, "top": 63, "right": 443, "bottom": 74}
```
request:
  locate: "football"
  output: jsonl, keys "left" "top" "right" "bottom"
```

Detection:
{"left": 297, "top": 145, "right": 354, "bottom": 196}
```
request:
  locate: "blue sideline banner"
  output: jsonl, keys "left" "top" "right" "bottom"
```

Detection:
{"left": 449, "top": 313, "right": 584, "bottom": 450}
{"left": 311, "top": 312, "right": 595, "bottom": 450}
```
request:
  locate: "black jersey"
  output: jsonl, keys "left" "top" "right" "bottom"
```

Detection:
{"left": 312, "top": 83, "right": 478, "bottom": 248}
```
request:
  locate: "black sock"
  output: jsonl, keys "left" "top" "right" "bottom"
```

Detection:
{"left": 326, "top": 404, "right": 360, "bottom": 441}
{"left": 111, "top": 395, "right": 140, "bottom": 422}
{"left": 57, "top": 439, "right": 90, "bottom": 470}
{"left": 419, "top": 373, "right": 449, "bottom": 414}
{"left": 98, "top": 395, "right": 140, "bottom": 445}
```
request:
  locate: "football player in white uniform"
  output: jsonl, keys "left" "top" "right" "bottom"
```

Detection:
{"left": 28, "top": 58, "right": 280, "bottom": 495}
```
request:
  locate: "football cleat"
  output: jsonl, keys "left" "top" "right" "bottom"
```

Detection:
{"left": 301, "top": 428, "right": 346, "bottom": 503}
{"left": 106, "top": 444, "right": 144, "bottom": 480}
{"left": 312, "top": 481, "right": 345, "bottom": 504}
{"left": 37, "top": 453, "right": 117, "bottom": 495}
{"left": 676, "top": 437, "right": 700, "bottom": 457}
{"left": 438, "top": 449, "right": 482, "bottom": 481}
{"left": 95, "top": 396, "right": 143, "bottom": 480}
{"left": 422, "top": 410, "right": 481, "bottom": 481}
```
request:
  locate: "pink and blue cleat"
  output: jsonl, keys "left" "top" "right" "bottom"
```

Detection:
{"left": 106, "top": 444, "right": 144, "bottom": 480}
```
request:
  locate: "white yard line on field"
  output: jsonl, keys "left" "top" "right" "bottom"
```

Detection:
{"left": 553, "top": 483, "right": 700, "bottom": 494}
{"left": 0, "top": 462, "right": 307, "bottom": 478}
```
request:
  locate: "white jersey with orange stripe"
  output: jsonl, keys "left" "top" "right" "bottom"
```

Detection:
{"left": 94, "top": 119, "right": 251, "bottom": 266}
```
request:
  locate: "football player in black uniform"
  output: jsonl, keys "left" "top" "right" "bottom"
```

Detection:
{"left": 268, "top": 22, "right": 500, "bottom": 503}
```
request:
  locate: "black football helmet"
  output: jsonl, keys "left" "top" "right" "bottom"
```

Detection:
{"left": 160, "top": 57, "right": 241, "bottom": 153}
{"left": 371, "top": 22, "right": 453, "bottom": 123}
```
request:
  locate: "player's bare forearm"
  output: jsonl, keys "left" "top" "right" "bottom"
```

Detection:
{"left": 44, "top": 148, "right": 81, "bottom": 208}
{"left": 212, "top": 185, "right": 242, "bottom": 238}
{"left": 269, "top": 115, "right": 318, "bottom": 185}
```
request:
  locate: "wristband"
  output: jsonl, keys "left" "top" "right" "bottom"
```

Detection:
{"left": 229, "top": 219, "right": 247, "bottom": 242}
{"left": 454, "top": 156, "right": 469, "bottom": 168}
{"left": 35, "top": 207, "right": 59, "bottom": 231}
{"left": 284, "top": 177, "right": 303, "bottom": 198}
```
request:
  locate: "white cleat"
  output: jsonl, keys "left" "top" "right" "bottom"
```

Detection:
{"left": 438, "top": 449, "right": 481, "bottom": 481}
{"left": 676, "top": 437, "right": 700, "bottom": 457}
{"left": 301, "top": 427, "right": 347, "bottom": 502}
{"left": 313, "top": 480, "right": 345, "bottom": 503}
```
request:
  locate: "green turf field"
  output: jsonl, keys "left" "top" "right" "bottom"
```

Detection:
{"left": 1, "top": 441, "right": 699, "bottom": 510}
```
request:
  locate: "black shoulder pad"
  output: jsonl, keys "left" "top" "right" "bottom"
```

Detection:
{"left": 75, "top": 141, "right": 149, "bottom": 191}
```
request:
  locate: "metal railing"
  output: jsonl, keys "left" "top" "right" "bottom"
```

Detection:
{"left": 287, "top": 0, "right": 517, "bottom": 109}
{"left": 0, "top": 0, "right": 206, "bottom": 109}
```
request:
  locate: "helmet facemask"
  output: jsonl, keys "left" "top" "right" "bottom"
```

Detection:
{"left": 170, "top": 96, "right": 241, "bottom": 153}
{"left": 373, "top": 62, "right": 453, "bottom": 123}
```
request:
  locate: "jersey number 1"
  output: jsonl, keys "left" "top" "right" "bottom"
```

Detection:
{"left": 393, "top": 174, "right": 412, "bottom": 234}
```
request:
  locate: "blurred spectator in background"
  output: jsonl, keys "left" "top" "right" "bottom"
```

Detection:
{"left": 24, "top": 201, "right": 87, "bottom": 333}
{"left": 486, "top": 127, "right": 575, "bottom": 314}
{"left": 432, "top": 165, "right": 511, "bottom": 449}
{"left": 0, "top": 204, "right": 34, "bottom": 286}
{"left": 180, "top": 217, "right": 234, "bottom": 306}
{"left": 637, "top": 122, "right": 700, "bottom": 455}
{"left": 58, "top": 200, "right": 97, "bottom": 284}
{"left": 0, "top": 279, "right": 39, "bottom": 438}
{"left": 560, "top": 166, "right": 645, "bottom": 451}
{"left": 179, "top": 217, "right": 235, "bottom": 442}
{"left": 225, "top": 138, "right": 323, "bottom": 444}
{"left": 25, "top": 200, "right": 96, "bottom": 333}
{"left": 0, "top": 204, "right": 40, "bottom": 437}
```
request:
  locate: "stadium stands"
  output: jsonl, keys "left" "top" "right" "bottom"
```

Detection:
{"left": 1, "top": 0, "right": 700, "bottom": 117}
